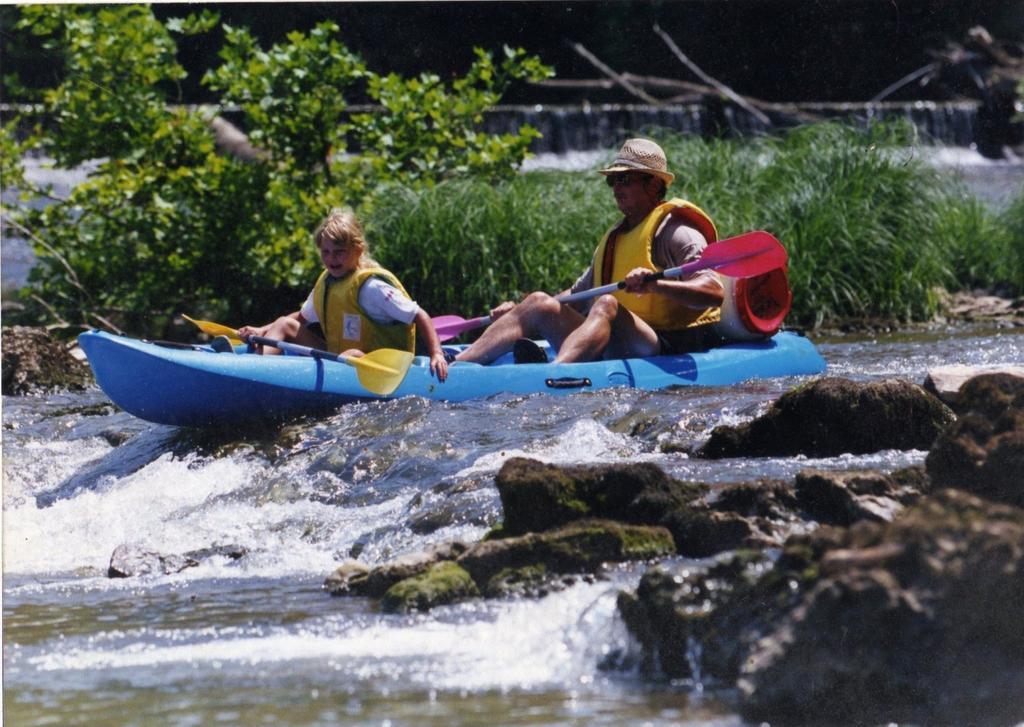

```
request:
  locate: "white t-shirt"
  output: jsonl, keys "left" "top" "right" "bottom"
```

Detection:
{"left": 300, "top": 276, "right": 420, "bottom": 326}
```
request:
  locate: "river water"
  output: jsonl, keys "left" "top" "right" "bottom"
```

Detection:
{"left": 3, "top": 324, "right": 1022, "bottom": 726}
{"left": 4, "top": 144, "right": 1023, "bottom": 724}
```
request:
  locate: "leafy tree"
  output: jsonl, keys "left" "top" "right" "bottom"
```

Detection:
{"left": 2, "top": 5, "right": 551, "bottom": 338}
{"left": 349, "top": 47, "right": 547, "bottom": 186}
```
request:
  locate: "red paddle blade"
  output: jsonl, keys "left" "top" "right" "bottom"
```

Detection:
{"left": 701, "top": 231, "right": 788, "bottom": 278}
{"left": 431, "top": 315, "right": 488, "bottom": 342}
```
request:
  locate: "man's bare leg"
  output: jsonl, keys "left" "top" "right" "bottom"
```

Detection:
{"left": 555, "top": 296, "right": 661, "bottom": 363}
{"left": 553, "top": 295, "right": 617, "bottom": 363}
{"left": 455, "top": 292, "right": 583, "bottom": 364}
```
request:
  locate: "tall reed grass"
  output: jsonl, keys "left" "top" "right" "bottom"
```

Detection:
{"left": 995, "top": 192, "right": 1024, "bottom": 293}
{"left": 366, "top": 173, "right": 610, "bottom": 317}
{"left": 367, "top": 121, "right": 1021, "bottom": 329}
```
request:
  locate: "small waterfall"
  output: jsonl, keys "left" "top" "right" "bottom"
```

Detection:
{"left": 685, "top": 635, "right": 705, "bottom": 695}
{"left": 485, "top": 100, "right": 984, "bottom": 154}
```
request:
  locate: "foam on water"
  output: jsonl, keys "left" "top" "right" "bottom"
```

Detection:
{"left": 2, "top": 436, "right": 112, "bottom": 507}
{"left": 454, "top": 417, "right": 658, "bottom": 479}
{"left": 5, "top": 452, "right": 242, "bottom": 574}
{"left": 2, "top": 444, "right": 419, "bottom": 578}
{"left": 25, "top": 575, "right": 632, "bottom": 693}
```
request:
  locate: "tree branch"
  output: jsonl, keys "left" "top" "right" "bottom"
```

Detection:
{"left": 569, "top": 42, "right": 663, "bottom": 105}
{"left": 2, "top": 213, "right": 89, "bottom": 299}
{"left": 653, "top": 24, "right": 772, "bottom": 125}
{"left": 871, "top": 63, "right": 938, "bottom": 102}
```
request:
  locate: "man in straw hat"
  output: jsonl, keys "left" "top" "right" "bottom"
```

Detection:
{"left": 455, "top": 138, "right": 725, "bottom": 365}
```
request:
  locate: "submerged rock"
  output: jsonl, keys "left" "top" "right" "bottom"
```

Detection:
{"left": 108, "top": 544, "right": 198, "bottom": 578}
{"left": 699, "top": 377, "right": 955, "bottom": 458}
{"left": 107, "top": 543, "right": 245, "bottom": 578}
{"left": 2, "top": 326, "right": 92, "bottom": 395}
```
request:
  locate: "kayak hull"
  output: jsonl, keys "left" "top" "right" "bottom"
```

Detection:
{"left": 78, "top": 330, "right": 827, "bottom": 427}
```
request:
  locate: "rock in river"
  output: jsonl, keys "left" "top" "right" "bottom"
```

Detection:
{"left": 699, "top": 377, "right": 956, "bottom": 458}
{"left": 2, "top": 326, "right": 91, "bottom": 395}
{"left": 926, "top": 371, "right": 1024, "bottom": 507}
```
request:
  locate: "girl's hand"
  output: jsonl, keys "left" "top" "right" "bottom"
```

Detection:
{"left": 429, "top": 351, "right": 449, "bottom": 382}
{"left": 236, "top": 324, "right": 270, "bottom": 352}
{"left": 236, "top": 324, "right": 270, "bottom": 340}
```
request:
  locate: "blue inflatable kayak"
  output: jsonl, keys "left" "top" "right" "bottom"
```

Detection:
{"left": 78, "top": 330, "right": 826, "bottom": 427}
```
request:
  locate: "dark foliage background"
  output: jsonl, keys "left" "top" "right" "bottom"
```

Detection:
{"left": 4, "top": 1, "right": 1023, "bottom": 106}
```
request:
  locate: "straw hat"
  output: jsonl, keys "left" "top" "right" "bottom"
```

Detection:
{"left": 597, "top": 138, "right": 674, "bottom": 186}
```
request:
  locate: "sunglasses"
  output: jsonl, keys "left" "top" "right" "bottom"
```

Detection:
{"left": 605, "top": 172, "right": 652, "bottom": 187}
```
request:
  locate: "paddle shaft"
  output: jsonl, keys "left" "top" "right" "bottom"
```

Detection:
{"left": 248, "top": 335, "right": 348, "bottom": 363}
{"left": 446, "top": 261, "right": 712, "bottom": 332}
{"left": 559, "top": 254, "right": 732, "bottom": 305}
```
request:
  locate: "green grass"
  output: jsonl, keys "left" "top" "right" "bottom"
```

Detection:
{"left": 366, "top": 172, "right": 611, "bottom": 318}
{"left": 366, "top": 121, "right": 1022, "bottom": 329}
{"left": 993, "top": 191, "right": 1024, "bottom": 294}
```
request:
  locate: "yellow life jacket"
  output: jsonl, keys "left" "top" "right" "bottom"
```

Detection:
{"left": 591, "top": 198, "right": 721, "bottom": 331}
{"left": 312, "top": 267, "right": 416, "bottom": 354}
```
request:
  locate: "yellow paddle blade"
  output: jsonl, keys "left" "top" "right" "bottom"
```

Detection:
{"left": 182, "top": 314, "right": 243, "bottom": 344}
{"left": 348, "top": 348, "right": 415, "bottom": 396}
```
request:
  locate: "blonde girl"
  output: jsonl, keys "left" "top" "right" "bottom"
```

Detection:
{"left": 238, "top": 209, "right": 448, "bottom": 381}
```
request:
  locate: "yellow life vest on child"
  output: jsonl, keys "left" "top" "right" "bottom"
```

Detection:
{"left": 591, "top": 198, "right": 721, "bottom": 332}
{"left": 312, "top": 267, "right": 416, "bottom": 354}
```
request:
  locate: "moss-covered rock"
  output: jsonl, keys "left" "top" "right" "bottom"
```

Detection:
{"left": 617, "top": 547, "right": 809, "bottom": 680}
{"left": 740, "top": 489, "right": 1024, "bottom": 724}
{"left": 495, "top": 457, "right": 706, "bottom": 535}
{"left": 699, "top": 378, "right": 956, "bottom": 458}
{"left": 457, "top": 519, "right": 675, "bottom": 586}
{"left": 324, "top": 542, "right": 468, "bottom": 597}
{"left": 483, "top": 564, "right": 552, "bottom": 598}
{"left": 380, "top": 561, "right": 479, "bottom": 614}
{"left": 661, "top": 508, "right": 762, "bottom": 557}
{"left": 924, "top": 365, "right": 1024, "bottom": 412}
